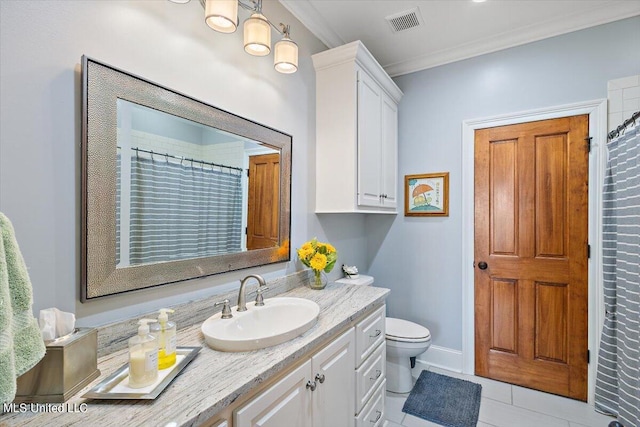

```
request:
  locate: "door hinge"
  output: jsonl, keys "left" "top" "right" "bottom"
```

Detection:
{"left": 246, "top": 169, "right": 250, "bottom": 177}
{"left": 585, "top": 136, "right": 593, "bottom": 153}
{"left": 245, "top": 227, "right": 248, "bottom": 235}
{"left": 587, "top": 244, "right": 591, "bottom": 259}
{"left": 587, "top": 350, "right": 591, "bottom": 364}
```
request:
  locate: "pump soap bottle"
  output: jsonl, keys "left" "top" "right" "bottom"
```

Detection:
{"left": 156, "top": 308, "right": 177, "bottom": 369}
{"left": 128, "top": 318, "right": 159, "bottom": 388}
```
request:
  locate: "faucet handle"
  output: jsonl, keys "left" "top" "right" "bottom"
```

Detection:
{"left": 214, "top": 299, "right": 233, "bottom": 319}
{"left": 250, "top": 287, "right": 270, "bottom": 306}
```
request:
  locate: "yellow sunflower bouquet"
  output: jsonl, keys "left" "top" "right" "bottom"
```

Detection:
{"left": 297, "top": 238, "right": 337, "bottom": 290}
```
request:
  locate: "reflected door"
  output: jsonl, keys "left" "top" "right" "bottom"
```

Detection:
{"left": 247, "top": 153, "right": 280, "bottom": 250}
{"left": 474, "top": 115, "right": 589, "bottom": 401}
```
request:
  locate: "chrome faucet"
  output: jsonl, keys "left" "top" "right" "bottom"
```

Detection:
{"left": 237, "top": 274, "right": 266, "bottom": 312}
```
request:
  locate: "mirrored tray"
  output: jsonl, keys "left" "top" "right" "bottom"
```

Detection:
{"left": 82, "top": 346, "right": 201, "bottom": 400}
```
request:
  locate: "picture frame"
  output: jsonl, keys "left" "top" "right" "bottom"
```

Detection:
{"left": 404, "top": 172, "right": 449, "bottom": 216}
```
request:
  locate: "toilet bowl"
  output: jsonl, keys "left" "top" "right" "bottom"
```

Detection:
{"left": 335, "top": 275, "right": 432, "bottom": 394}
{"left": 385, "top": 317, "right": 431, "bottom": 393}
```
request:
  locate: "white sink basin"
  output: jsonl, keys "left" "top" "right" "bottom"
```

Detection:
{"left": 201, "top": 297, "right": 320, "bottom": 352}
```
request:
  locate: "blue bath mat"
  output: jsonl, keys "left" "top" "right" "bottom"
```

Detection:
{"left": 402, "top": 370, "right": 482, "bottom": 427}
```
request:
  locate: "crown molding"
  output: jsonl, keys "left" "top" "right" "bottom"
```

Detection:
{"left": 280, "top": 0, "right": 640, "bottom": 78}
{"left": 386, "top": 1, "right": 640, "bottom": 76}
{"left": 279, "top": 0, "right": 344, "bottom": 48}
{"left": 312, "top": 40, "right": 403, "bottom": 103}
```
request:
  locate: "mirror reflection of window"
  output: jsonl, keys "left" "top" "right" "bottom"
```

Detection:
{"left": 115, "top": 99, "right": 278, "bottom": 268}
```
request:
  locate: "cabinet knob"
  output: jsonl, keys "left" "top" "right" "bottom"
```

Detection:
{"left": 306, "top": 380, "right": 317, "bottom": 391}
{"left": 314, "top": 373, "right": 325, "bottom": 384}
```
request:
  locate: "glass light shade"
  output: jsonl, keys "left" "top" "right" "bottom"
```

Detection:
{"left": 244, "top": 13, "right": 271, "bottom": 56}
{"left": 205, "top": 0, "right": 238, "bottom": 34}
{"left": 274, "top": 37, "right": 298, "bottom": 74}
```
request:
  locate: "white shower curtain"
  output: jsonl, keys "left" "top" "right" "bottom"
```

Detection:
{"left": 128, "top": 155, "right": 243, "bottom": 265}
{"left": 595, "top": 118, "right": 640, "bottom": 427}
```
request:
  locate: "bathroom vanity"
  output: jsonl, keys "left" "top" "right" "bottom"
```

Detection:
{"left": 2, "top": 282, "right": 389, "bottom": 426}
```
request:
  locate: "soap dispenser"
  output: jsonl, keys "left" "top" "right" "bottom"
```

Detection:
{"left": 155, "top": 308, "right": 177, "bottom": 369}
{"left": 128, "top": 318, "right": 159, "bottom": 388}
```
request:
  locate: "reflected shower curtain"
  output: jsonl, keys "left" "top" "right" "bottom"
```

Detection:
{"left": 595, "top": 122, "right": 640, "bottom": 427}
{"left": 129, "top": 156, "right": 243, "bottom": 265}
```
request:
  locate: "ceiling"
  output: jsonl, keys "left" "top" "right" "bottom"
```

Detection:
{"left": 279, "top": 0, "right": 640, "bottom": 77}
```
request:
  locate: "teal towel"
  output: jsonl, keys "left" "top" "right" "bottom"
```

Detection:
{"left": 0, "top": 212, "right": 46, "bottom": 405}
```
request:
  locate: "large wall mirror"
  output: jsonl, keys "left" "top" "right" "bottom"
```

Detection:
{"left": 81, "top": 56, "right": 291, "bottom": 300}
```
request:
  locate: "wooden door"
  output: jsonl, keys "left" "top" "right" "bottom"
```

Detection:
{"left": 247, "top": 153, "right": 280, "bottom": 250}
{"left": 474, "top": 115, "right": 589, "bottom": 401}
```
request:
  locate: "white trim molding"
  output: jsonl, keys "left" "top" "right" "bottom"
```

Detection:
{"left": 461, "top": 99, "right": 608, "bottom": 405}
{"left": 415, "top": 345, "right": 463, "bottom": 374}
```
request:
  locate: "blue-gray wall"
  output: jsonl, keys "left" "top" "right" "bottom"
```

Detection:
{"left": 366, "top": 16, "right": 640, "bottom": 351}
{"left": 0, "top": 0, "right": 370, "bottom": 326}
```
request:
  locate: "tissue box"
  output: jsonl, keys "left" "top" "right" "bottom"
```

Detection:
{"left": 15, "top": 328, "right": 100, "bottom": 403}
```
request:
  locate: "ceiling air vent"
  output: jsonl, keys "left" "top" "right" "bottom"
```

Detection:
{"left": 385, "top": 7, "right": 424, "bottom": 33}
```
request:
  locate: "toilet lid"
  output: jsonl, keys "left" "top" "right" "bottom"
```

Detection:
{"left": 385, "top": 318, "right": 431, "bottom": 343}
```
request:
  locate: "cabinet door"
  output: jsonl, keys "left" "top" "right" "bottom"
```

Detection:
{"left": 312, "top": 328, "right": 355, "bottom": 427}
{"left": 381, "top": 93, "right": 398, "bottom": 208}
{"left": 234, "top": 360, "right": 312, "bottom": 427}
{"left": 357, "top": 69, "right": 383, "bottom": 208}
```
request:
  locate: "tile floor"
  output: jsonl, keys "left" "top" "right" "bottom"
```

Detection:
{"left": 384, "top": 366, "right": 615, "bottom": 427}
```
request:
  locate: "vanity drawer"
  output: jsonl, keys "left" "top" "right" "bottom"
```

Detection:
{"left": 355, "top": 341, "right": 386, "bottom": 414}
{"left": 355, "top": 379, "right": 385, "bottom": 427}
{"left": 355, "top": 306, "right": 385, "bottom": 367}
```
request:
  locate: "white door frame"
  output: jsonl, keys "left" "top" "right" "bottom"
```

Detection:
{"left": 461, "top": 99, "right": 608, "bottom": 404}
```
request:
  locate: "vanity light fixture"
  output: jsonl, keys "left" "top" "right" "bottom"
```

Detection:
{"left": 205, "top": 0, "right": 239, "bottom": 33}
{"left": 274, "top": 24, "right": 298, "bottom": 74}
{"left": 244, "top": 7, "right": 271, "bottom": 56}
{"left": 171, "top": 0, "right": 298, "bottom": 73}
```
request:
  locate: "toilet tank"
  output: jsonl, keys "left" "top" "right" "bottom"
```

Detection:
{"left": 335, "top": 274, "right": 374, "bottom": 286}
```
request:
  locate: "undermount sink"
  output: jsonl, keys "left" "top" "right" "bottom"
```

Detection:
{"left": 201, "top": 297, "right": 320, "bottom": 352}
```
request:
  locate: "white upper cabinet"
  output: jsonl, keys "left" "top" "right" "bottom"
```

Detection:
{"left": 312, "top": 41, "right": 403, "bottom": 213}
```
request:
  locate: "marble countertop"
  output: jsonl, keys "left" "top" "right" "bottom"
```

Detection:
{"left": 2, "top": 283, "right": 389, "bottom": 427}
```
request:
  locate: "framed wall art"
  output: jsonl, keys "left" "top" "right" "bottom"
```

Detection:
{"left": 405, "top": 172, "right": 449, "bottom": 216}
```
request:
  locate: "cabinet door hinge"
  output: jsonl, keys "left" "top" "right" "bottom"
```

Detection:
{"left": 585, "top": 137, "right": 593, "bottom": 153}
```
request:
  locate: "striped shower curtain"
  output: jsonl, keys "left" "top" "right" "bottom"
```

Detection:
{"left": 595, "top": 121, "right": 640, "bottom": 427}
{"left": 128, "top": 156, "right": 243, "bottom": 265}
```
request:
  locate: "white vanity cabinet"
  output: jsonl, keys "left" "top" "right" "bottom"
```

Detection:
{"left": 312, "top": 41, "right": 403, "bottom": 214}
{"left": 234, "top": 328, "right": 355, "bottom": 427}
{"left": 354, "top": 306, "right": 386, "bottom": 427}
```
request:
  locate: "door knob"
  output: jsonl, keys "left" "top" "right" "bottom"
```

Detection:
{"left": 478, "top": 261, "right": 488, "bottom": 270}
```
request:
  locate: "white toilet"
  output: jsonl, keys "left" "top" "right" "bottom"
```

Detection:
{"left": 335, "top": 275, "right": 432, "bottom": 393}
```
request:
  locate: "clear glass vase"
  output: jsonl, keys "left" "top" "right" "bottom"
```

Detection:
{"left": 310, "top": 270, "right": 328, "bottom": 290}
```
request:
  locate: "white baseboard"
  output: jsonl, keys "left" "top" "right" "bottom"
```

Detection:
{"left": 413, "top": 345, "right": 463, "bottom": 374}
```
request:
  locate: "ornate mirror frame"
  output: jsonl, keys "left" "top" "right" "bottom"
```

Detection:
{"left": 80, "top": 56, "right": 291, "bottom": 300}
